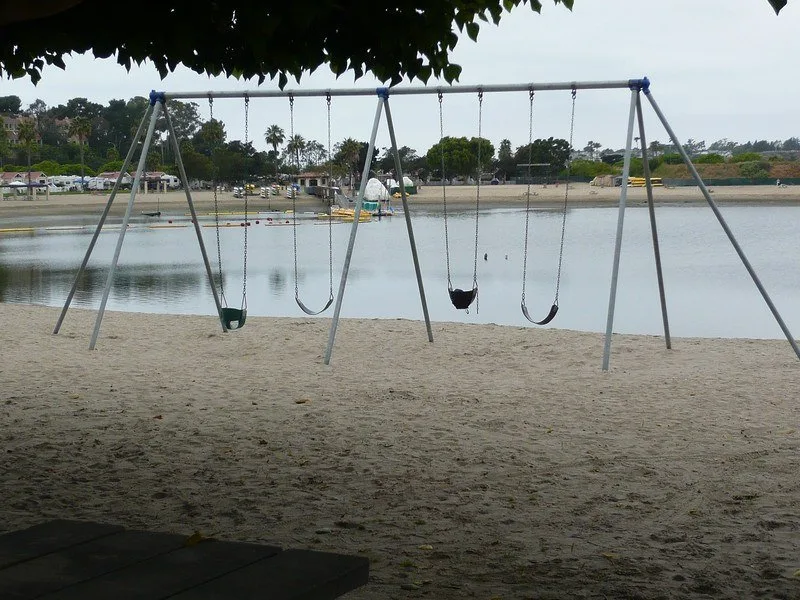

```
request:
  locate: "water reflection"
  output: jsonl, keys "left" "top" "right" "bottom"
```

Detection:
{"left": 0, "top": 205, "right": 798, "bottom": 340}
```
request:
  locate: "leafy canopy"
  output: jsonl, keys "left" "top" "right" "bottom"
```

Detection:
{"left": 0, "top": 0, "right": 572, "bottom": 86}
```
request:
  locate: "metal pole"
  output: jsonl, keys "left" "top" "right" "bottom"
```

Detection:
{"left": 161, "top": 99, "right": 227, "bottom": 332}
{"left": 383, "top": 95, "right": 434, "bottom": 343}
{"left": 602, "top": 89, "right": 639, "bottom": 371}
{"left": 53, "top": 105, "right": 152, "bottom": 334}
{"left": 89, "top": 101, "right": 162, "bottom": 350}
{"left": 636, "top": 93, "right": 671, "bottom": 349}
{"left": 644, "top": 90, "right": 800, "bottom": 361}
{"left": 165, "top": 79, "right": 645, "bottom": 101}
{"left": 324, "top": 98, "right": 384, "bottom": 364}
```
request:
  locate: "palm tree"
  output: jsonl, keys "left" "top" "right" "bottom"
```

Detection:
{"left": 16, "top": 119, "right": 37, "bottom": 201}
{"left": 264, "top": 124, "right": 285, "bottom": 179}
{"left": 336, "top": 138, "right": 362, "bottom": 194}
{"left": 286, "top": 134, "right": 306, "bottom": 170}
{"left": 68, "top": 116, "right": 92, "bottom": 185}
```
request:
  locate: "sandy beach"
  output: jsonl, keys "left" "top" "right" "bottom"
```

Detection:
{"left": 1, "top": 300, "right": 799, "bottom": 598}
{"left": 2, "top": 182, "right": 800, "bottom": 224}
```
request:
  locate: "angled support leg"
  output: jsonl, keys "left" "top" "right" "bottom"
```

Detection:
{"left": 53, "top": 105, "right": 153, "bottom": 335}
{"left": 161, "top": 98, "right": 227, "bottom": 332}
{"left": 324, "top": 98, "right": 384, "bottom": 365}
{"left": 602, "top": 88, "right": 638, "bottom": 371}
{"left": 89, "top": 101, "right": 162, "bottom": 349}
{"left": 644, "top": 89, "right": 800, "bottom": 362}
{"left": 636, "top": 93, "right": 672, "bottom": 350}
{"left": 383, "top": 95, "right": 433, "bottom": 344}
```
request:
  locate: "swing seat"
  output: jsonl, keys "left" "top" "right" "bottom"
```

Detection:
{"left": 449, "top": 287, "right": 478, "bottom": 310}
{"left": 521, "top": 302, "right": 558, "bottom": 326}
{"left": 222, "top": 307, "right": 247, "bottom": 330}
{"left": 296, "top": 295, "right": 334, "bottom": 316}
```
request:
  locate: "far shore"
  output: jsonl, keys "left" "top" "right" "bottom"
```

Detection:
{"left": 2, "top": 182, "right": 799, "bottom": 224}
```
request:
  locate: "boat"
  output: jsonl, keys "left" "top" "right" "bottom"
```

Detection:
{"left": 328, "top": 207, "right": 372, "bottom": 222}
{"left": 362, "top": 200, "right": 379, "bottom": 212}
{"left": 628, "top": 176, "right": 663, "bottom": 187}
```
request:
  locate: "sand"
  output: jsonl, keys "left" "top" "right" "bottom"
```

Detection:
{"left": 2, "top": 181, "right": 799, "bottom": 225}
{"left": 1, "top": 301, "right": 799, "bottom": 599}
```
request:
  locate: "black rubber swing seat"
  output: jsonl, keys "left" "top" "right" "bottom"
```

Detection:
{"left": 449, "top": 287, "right": 478, "bottom": 310}
{"left": 222, "top": 307, "right": 247, "bottom": 330}
{"left": 296, "top": 296, "right": 334, "bottom": 316}
{"left": 521, "top": 301, "right": 558, "bottom": 325}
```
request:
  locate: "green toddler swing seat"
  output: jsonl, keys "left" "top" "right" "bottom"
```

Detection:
{"left": 221, "top": 307, "right": 246, "bottom": 330}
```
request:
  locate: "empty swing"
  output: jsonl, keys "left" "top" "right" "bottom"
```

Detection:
{"left": 520, "top": 87, "right": 577, "bottom": 325}
{"left": 210, "top": 95, "right": 248, "bottom": 330}
{"left": 439, "top": 90, "right": 482, "bottom": 311}
{"left": 290, "top": 93, "right": 335, "bottom": 315}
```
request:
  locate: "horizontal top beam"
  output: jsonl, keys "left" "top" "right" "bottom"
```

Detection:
{"left": 159, "top": 78, "right": 649, "bottom": 102}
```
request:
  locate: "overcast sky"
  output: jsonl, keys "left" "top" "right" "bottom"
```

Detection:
{"left": 1, "top": 0, "right": 797, "bottom": 157}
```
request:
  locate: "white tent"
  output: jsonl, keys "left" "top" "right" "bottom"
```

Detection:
{"left": 363, "top": 178, "right": 389, "bottom": 201}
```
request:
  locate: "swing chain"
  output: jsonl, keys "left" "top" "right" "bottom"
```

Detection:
{"left": 326, "top": 92, "right": 334, "bottom": 297}
{"left": 242, "top": 94, "right": 249, "bottom": 307}
{"left": 209, "top": 95, "right": 227, "bottom": 305}
{"left": 290, "top": 93, "right": 300, "bottom": 299}
{"left": 473, "top": 89, "right": 483, "bottom": 290}
{"left": 554, "top": 87, "right": 577, "bottom": 303}
{"left": 521, "top": 88, "right": 534, "bottom": 304}
{"left": 438, "top": 91, "right": 452, "bottom": 290}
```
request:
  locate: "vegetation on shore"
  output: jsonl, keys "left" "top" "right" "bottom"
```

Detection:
{"left": 3, "top": 93, "right": 800, "bottom": 188}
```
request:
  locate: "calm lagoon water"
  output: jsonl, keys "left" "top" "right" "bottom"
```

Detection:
{"left": 1, "top": 204, "right": 799, "bottom": 340}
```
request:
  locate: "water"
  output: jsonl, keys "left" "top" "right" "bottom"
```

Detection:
{"left": 1, "top": 204, "right": 799, "bottom": 340}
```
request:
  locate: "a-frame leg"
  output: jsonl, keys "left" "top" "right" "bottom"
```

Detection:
{"left": 53, "top": 105, "right": 153, "bottom": 335}
{"left": 645, "top": 89, "right": 800, "bottom": 362}
{"left": 88, "top": 101, "right": 162, "bottom": 349}
{"left": 635, "top": 92, "right": 672, "bottom": 351}
{"left": 161, "top": 98, "right": 228, "bottom": 333}
{"left": 382, "top": 95, "right": 433, "bottom": 344}
{"left": 602, "top": 88, "right": 638, "bottom": 371}
{"left": 324, "top": 98, "right": 384, "bottom": 364}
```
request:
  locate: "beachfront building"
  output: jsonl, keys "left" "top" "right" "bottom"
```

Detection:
{"left": 293, "top": 171, "right": 331, "bottom": 188}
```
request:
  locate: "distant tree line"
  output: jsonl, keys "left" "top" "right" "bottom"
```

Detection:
{"left": 2, "top": 94, "right": 800, "bottom": 186}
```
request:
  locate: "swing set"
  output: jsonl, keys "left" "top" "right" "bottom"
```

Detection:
{"left": 52, "top": 78, "right": 800, "bottom": 371}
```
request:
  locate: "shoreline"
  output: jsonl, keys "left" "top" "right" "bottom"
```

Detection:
{"left": 1, "top": 183, "right": 799, "bottom": 224}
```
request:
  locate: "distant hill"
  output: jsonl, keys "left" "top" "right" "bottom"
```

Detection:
{"left": 654, "top": 161, "right": 800, "bottom": 179}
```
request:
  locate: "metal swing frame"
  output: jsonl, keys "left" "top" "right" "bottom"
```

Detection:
{"left": 53, "top": 79, "right": 800, "bottom": 371}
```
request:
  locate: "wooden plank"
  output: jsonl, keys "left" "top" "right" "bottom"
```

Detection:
{"left": 0, "top": 530, "right": 185, "bottom": 599}
{"left": 0, "top": 520, "right": 122, "bottom": 570}
{"left": 39, "top": 539, "right": 281, "bottom": 600}
{"left": 170, "top": 549, "right": 370, "bottom": 600}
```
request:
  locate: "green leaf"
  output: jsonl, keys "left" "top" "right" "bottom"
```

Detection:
{"left": 443, "top": 63, "right": 462, "bottom": 83}
{"left": 466, "top": 22, "right": 480, "bottom": 42}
